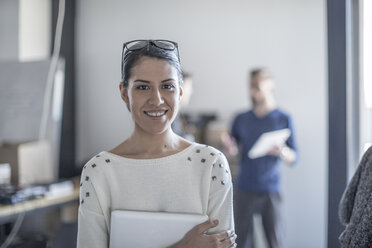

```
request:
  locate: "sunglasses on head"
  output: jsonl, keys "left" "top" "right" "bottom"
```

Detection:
{"left": 122, "top": 39, "right": 180, "bottom": 63}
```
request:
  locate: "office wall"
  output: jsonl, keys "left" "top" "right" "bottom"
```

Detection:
{"left": 76, "top": 0, "right": 327, "bottom": 247}
{"left": 0, "top": 0, "right": 50, "bottom": 61}
{"left": 0, "top": 0, "right": 19, "bottom": 60}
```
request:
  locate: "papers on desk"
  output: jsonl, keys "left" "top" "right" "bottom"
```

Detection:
{"left": 0, "top": 179, "right": 75, "bottom": 205}
{"left": 45, "top": 180, "right": 74, "bottom": 199}
{"left": 248, "top": 128, "right": 291, "bottom": 159}
{"left": 0, "top": 184, "right": 46, "bottom": 204}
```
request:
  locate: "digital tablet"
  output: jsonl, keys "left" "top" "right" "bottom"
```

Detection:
{"left": 248, "top": 128, "right": 291, "bottom": 159}
{"left": 109, "top": 210, "right": 208, "bottom": 248}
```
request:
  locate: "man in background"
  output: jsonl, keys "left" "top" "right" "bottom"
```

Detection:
{"left": 227, "top": 68, "right": 297, "bottom": 248}
{"left": 172, "top": 71, "right": 194, "bottom": 141}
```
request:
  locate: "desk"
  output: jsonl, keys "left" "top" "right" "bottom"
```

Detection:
{"left": 0, "top": 178, "right": 79, "bottom": 225}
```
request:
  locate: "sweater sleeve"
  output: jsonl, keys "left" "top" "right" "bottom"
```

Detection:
{"left": 338, "top": 147, "right": 372, "bottom": 225}
{"left": 230, "top": 116, "right": 240, "bottom": 144}
{"left": 207, "top": 152, "right": 234, "bottom": 234}
{"left": 338, "top": 164, "right": 362, "bottom": 226}
{"left": 77, "top": 162, "right": 109, "bottom": 248}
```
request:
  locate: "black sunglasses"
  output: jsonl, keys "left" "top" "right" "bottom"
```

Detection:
{"left": 122, "top": 39, "right": 180, "bottom": 63}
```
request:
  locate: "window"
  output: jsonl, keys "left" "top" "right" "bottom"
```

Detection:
{"left": 362, "top": 0, "right": 372, "bottom": 151}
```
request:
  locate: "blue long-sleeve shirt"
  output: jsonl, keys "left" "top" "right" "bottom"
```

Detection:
{"left": 231, "top": 109, "right": 297, "bottom": 193}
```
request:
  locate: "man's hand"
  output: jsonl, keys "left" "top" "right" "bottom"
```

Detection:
{"left": 220, "top": 131, "right": 238, "bottom": 157}
{"left": 268, "top": 145, "right": 296, "bottom": 164}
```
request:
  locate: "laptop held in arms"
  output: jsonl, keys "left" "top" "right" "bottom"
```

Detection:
{"left": 109, "top": 210, "right": 208, "bottom": 248}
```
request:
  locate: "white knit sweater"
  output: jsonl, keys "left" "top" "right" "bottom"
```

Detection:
{"left": 77, "top": 143, "right": 234, "bottom": 248}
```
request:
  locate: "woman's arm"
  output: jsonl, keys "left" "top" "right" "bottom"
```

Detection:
{"left": 172, "top": 150, "right": 236, "bottom": 248}
{"left": 77, "top": 163, "right": 109, "bottom": 248}
{"left": 206, "top": 152, "right": 234, "bottom": 234}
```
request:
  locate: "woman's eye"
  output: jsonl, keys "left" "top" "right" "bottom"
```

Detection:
{"left": 136, "top": 85, "right": 150, "bottom": 90}
{"left": 162, "top": 84, "right": 175, "bottom": 90}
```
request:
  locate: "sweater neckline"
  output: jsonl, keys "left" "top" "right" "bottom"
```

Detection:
{"left": 101, "top": 142, "right": 197, "bottom": 165}
{"left": 251, "top": 109, "right": 278, "bottom": 120}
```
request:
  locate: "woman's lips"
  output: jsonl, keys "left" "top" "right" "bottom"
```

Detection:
{"left": 144, "top": 110, "right": 168, "bottom": 117}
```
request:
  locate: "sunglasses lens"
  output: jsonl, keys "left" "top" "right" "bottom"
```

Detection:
{"left": 153, "top": 41, "right": 176, "bottom": 50}
{"left": 126, "top": 40, "right": 147, "bottom": 51}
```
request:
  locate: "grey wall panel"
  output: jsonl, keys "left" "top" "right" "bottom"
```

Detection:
{"left": 0, "top": 0, "right": 19, "bottom": 60}
{"left": 0, "top": 60, "right": 50, "bottom": 142}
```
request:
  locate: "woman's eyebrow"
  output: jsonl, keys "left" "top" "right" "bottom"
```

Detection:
{"left": 161, "top": 78, "right": 176, "bottom": 83}
{"left": 133, "top": 79, "right": 150, "bottom": 83}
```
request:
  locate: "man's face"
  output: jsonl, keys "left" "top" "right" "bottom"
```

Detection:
{"left": 249, "top": 76, "right": 274, "bottom": 105}
{"left": 180, "top": 78, "right": 193, "bottom": 107}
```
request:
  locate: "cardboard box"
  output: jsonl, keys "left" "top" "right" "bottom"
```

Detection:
{"left": 0, "top": 140, "right": 54, "bottom": 185}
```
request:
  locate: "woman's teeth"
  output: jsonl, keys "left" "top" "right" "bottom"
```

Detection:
{"left": 145, "top": 110, "right": 166, "bottom": 117}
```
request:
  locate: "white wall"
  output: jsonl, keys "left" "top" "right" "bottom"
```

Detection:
{"left": 18, "top": 0, "right": 51, "bottom": 61}
{"left": 76, "top": 0, "right": 327, "bottom": 247}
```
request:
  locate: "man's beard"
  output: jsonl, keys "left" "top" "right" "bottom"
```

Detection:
{"left": 251, "top": 96, "right": 263, "bottom": 106}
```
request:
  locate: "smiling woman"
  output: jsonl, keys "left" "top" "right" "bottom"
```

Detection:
{"left": 76, "top": 40, "right": 236, "bottom": 248}
{"left": 121, "top": 58, "right": 181, "bottom": 137}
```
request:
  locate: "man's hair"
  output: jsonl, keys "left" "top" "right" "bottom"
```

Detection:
{"left": 182, "top": 71, "right": 192, "bottom": 81}
{"left": 250, "top": 68, "right": 273, "bottom": 81}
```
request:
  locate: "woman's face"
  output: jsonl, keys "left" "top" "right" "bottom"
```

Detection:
{"left": 121, "top": 57, "right": 183, "bottom": 135}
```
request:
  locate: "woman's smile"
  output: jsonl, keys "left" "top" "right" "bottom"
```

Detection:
{"left": 144, "top": 109, "right": 168, "bottom": 118}
{"left": 121, "top": 57, "right": 182, "bottom": 135}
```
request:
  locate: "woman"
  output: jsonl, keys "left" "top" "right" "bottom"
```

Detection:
{"left": 339, "top": 145, "right": 372, "bottom": 247}
{"left": 77, "top": 40, "right": 236, "bottom": 248}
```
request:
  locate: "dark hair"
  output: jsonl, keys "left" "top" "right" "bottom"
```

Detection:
{"left": 121, "top": 45, "right": 182, "bottom": 87}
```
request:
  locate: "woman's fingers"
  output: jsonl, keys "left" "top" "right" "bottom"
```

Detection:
{"left": 220, "top": 233, "right": 237, "bottom": 247}
{"left": 214, "top": 229, "right": 235, "bottom": 241}
{"left": 194, "top": 220, "right": 219, "bottom": 234}
{"left": 183, "top": 221, "right": 236, "bottom": 248}
{"left": 212, "top": 230, "right": 236, "bottom": 248}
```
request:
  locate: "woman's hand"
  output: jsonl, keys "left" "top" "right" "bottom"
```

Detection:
{"left": 173, "top": 220, "right": 237, "bottom": 248}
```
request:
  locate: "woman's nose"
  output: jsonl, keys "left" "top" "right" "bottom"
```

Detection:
{"left": 148, "top": 88, "right": 164, "bottom": 105}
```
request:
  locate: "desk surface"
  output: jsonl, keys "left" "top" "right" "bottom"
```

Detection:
{"left": 0, "top": 178, "right": 80, "bottom": 224}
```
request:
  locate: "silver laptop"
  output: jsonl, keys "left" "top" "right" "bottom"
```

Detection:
{"left": 109, "top": 210, "right": 208, "bottom": 248}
